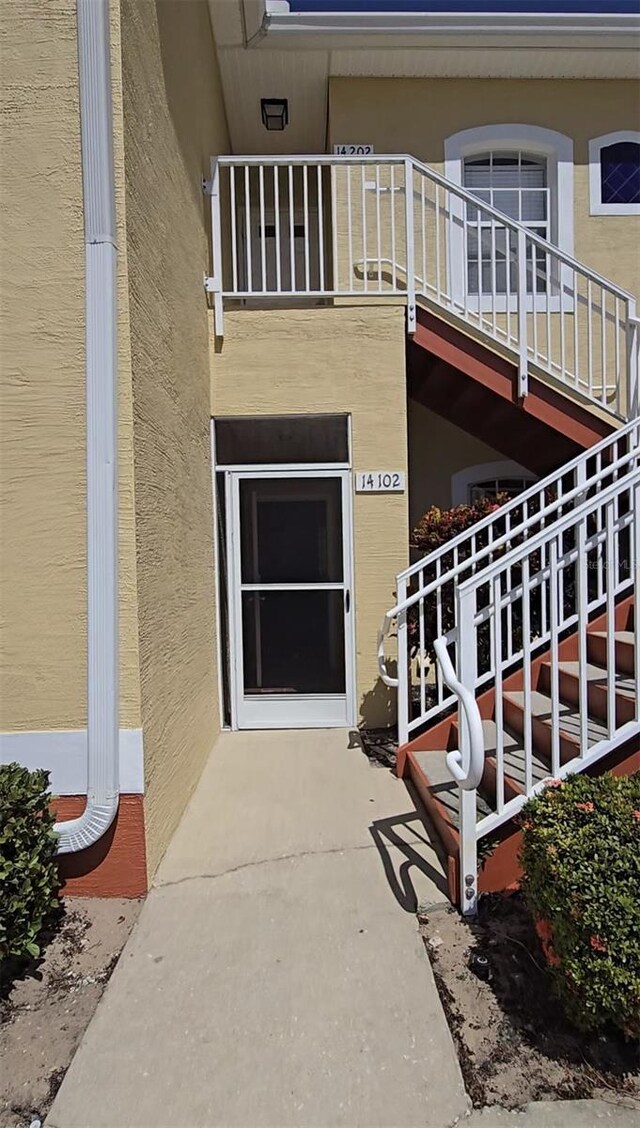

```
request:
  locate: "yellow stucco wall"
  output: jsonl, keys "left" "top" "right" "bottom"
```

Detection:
{"left": 329, "top": 77, "right": 640, "bottom": 300}
{"left": 211, "top": 306, "right": 408, "bottom": 729}
{"left": 120, "top": 0, "right": 229, "bottom": 878}
{"left": 407, "top": 402, "right": 516, "bottom": 528}
{"left": 0, "top": 0, "right": 141, "bottom": 732}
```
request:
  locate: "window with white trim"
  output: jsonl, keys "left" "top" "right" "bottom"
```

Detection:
{"left": 463, "top": 151, "right": 549, "bottom": 295}
{"left": 468, "top": 476, "right": 534, "bottom": 504}
{"left": 451, "top": 460, "right": 537, "bottom": 506}
{"left": 444, "top": 125, "right": 574, "bottom": 310}
{"left": 589, "top": 132, "right": 640, "bottom": 216}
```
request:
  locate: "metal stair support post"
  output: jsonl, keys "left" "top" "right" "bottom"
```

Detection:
{"left": 517, "top": 226, "right": 529, "bottom": 398}
{"left": 627, "top": 299, "right": 639, "bottom": 418}
{"left": 635, "top": 481, "right": 640, "bottom": 722}
{"left": 397, "top": 575, "right": 410, "bottom": 747}
{"left": 404, "top": 158, "right": 416, "bottom": 334}
{"left": 457, "top": 584, "right": 479, "bottom": 915}
{"left": 208, "top": 158, "right": 224, "bottom": 337}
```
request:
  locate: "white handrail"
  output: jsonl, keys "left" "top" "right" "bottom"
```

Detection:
{"left": 377, "top": 620, "right": 398, "bottom": 689}
{"left": 385, "top": 421, "right": 639, "bottom": 621}
{"left": 446, "top": 465, "right": 639, "bottom": 913}
{"left": 434, "top": 637, "right": 484, "bottom": 790}
{"left": 378, "top": 415, "right": 640, "bottom": 751}
{"left": 460, "top": 465, "right": 640, "bottom": 590}
{"left": 215, "top": 153, "right": 634, "bottom": 299}
{"left": 398, "top": 417, "right": 640, "bottom": 585}
{"left": 209, "top": 153, "right": 638, "bottom": 420}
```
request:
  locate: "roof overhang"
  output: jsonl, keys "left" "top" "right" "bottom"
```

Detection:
{"left": 208, "top": 1, "right": 640, "bottom": 156}
{"left": 259, "top": 1, "right": 640, "bottom": 49}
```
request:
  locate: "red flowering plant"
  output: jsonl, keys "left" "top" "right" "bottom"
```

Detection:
{"left": 407, "top": 496, "right": 510, "bottom": 669}
{"left": 519, "top": 771, "right": 640, "bottom": 1037}
{"left": 407, "top": 484, "right": 581, "bottom": 692}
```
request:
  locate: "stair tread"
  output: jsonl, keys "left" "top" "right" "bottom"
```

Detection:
{"left": 481, "top": 720, "right": 550, "bottom": 788}
{"left": 504, "top": 689, "right": 609, "bottom": 746}
{"left": 409, "top": 748, "right": 493, "bottom": 828}
{"left": 408, "top": 716, "right": 551, "bottom": 824}
{"left": 589, "top": 630, "right": 634, "bottom": 644}
{"left": 556, "top": 661, "right": 636, "bottom": 699}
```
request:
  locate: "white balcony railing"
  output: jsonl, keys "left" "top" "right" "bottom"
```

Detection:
{"left": 207, "top": 154, "right": 639, "bottom": 421}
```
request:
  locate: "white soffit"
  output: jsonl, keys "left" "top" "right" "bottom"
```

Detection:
{"left": 216, "top": 47, "right": 329, "bottom": 155}
{"left": 330, "top": 48, "right": 640, "bottom": 80}
{"left": 207, "top": 1, "right": 640, "bottom": 155}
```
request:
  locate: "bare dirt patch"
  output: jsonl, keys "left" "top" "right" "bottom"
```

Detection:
{"left": 0, "top": 897, "right": 141, "bottom": 1128}
{"left": 420, "top": 893, "right": 640, "bottom": 1111}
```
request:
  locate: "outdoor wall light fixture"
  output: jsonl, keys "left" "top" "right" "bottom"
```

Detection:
{"left": 261, "top": 98, "right": 288, "bottom": 131}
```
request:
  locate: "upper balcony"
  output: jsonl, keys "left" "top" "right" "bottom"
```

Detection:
{"left": 206, "top": 154, "right": 639, "bottom": 423}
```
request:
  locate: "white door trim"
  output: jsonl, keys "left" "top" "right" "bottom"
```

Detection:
{"left": 225, "top": 467, "right": 356, "bottom": 730}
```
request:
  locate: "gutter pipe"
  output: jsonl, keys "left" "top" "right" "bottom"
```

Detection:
{"left": 54, "top": 0, "right": 119, "bottom": 852}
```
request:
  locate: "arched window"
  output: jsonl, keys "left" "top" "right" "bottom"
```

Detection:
{"left": 589, "top": 132, "right": 640, "bottom": 216}
{"left": 444, "top": 124, "right": 574, "bottom": 308}
{"left": 451, "top": 461, "right": 537, "bottom": 506}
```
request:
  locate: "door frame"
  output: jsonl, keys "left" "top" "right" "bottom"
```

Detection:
{"left": 222, "top": 465, "right": 356, "bottom": 731}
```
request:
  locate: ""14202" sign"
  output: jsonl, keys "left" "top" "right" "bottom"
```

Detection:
{"left": 355, "top": 471, "right": 405, "bottom": 493}
{"left": 333, "top": 144, "right": 374, "bottom": 156}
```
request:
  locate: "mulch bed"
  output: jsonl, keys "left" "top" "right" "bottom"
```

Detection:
{"left": 420, "top": 892, "right": 640, "bottom": 1110}
{"left": 358, "top": 727, "right": 398, "bottom": 770}
{"left": 0, "top": 897, "right": 141, "bottom": 1128}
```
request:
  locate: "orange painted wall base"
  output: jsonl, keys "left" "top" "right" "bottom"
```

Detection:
{"left": 53, "top": 794, "right": 148, "bottom": 898}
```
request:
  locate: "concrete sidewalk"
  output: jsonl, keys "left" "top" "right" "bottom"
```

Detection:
{"left": 47, "top": 729, "right": 468, "bottom": 1128}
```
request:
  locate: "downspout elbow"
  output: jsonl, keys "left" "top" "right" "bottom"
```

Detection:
{"left": 55, "top": 795, "right": 119, "bottom": 854}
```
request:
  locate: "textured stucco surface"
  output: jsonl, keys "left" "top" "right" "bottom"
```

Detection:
{"left": 408, "top": 401, "right": 512, "bottom": 526}
{"left": 329, "top": 77, "right": 640, "bottom": 300}
{"left": 121, "top": 0, "right": 229, "bottom": 879}
{"left": 211, "top": 306, "right": 408, "bottom": 729}
{"left": 0, "top": 0, "right": 141, "bottom": 731}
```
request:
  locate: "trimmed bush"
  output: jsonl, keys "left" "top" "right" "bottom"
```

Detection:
{"left": 0, "top": 763, "right": 60, "bottom": 963}
{"left": 520, "top": 771, "right": 640, "bottom": 1037}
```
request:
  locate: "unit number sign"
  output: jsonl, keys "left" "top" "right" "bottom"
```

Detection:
{"left": 332, "top": 144, "right": 374, "bottom": 156}
{"left": 355, "top": 471, "right": 405, "bottom": 493}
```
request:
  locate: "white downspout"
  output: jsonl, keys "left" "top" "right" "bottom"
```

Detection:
{"left": 54, "top": 0, "right": 119, "bottom": 853}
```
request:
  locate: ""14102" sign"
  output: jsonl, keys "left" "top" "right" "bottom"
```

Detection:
{"left": 355, "top": 471, "right": 405, "bottom": 493}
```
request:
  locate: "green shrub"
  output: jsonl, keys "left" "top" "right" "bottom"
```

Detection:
{"left": 0, "top": 763, "right": 60, "bottom": 964}
{"left": 520, "top": 771, "right": 640, "bottom": 1037}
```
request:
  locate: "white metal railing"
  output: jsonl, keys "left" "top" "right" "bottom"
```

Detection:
{"left": 452, "top": 463, "right": 639, "bottom": 913}
{"left": 378, "top": 416, "right": 640, "bottom": 740}
{"left": 379, "top": 416, "right": 640, "bottom": 914}
{"left": 207, "top": 154, "right": 639, "bottom": 421}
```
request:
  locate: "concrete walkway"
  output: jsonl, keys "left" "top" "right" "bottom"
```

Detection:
{"left": 47, "top": 729, "right": 469, "bottom": 1128}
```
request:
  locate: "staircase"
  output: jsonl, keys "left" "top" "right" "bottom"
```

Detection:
{"left": 379, "top": 418, "right": 640, "bottom": 912}
{"left": 207, "top": 153, "right": 640, "bottom": 911}
{"left": 408, "top": 307, "right": 613, "bottom": 474}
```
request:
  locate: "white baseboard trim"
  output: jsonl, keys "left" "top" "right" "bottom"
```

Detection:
{"left": 0, "top": 728, "right": 144, "bottom": 795}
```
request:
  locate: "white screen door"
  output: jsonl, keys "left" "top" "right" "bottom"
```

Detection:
{"left": 226, "top": 469, "right": 355, "bottom": 729}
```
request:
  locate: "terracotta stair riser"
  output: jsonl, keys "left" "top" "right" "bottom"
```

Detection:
{"left": 482, "top": 756, "right": 525, "bottom": 803}
{"left": 538, "top": 663, "right": 636, "bottom": 728}
{"left": 502, "top": 697, "right": 580, "bottom": 767}
{"left": 587, "top": 633, "right": 635, "bottom": 676}
{"left": 449, "top": 720, "right": 523, "bottom": 805}
{"left": 406, "top": 755, "right": 459, "bottom": 854}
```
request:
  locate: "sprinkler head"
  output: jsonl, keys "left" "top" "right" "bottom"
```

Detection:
{"left": 469, "top": 952, "right": 491, "bottom": 982}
